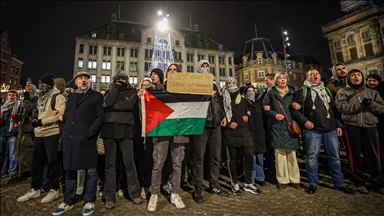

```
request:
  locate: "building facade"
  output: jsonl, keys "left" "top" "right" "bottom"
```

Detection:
{"left": 322, "top": 2, "right": 384, "bottom": 77}
{"left": 1, "top": 29, "right": 23, "bottom": 93}
{"left": 73, "top": 18, "right": 235, "bottom": 90}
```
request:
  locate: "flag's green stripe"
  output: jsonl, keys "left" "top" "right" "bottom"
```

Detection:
{"left": 147, "top": 118, "right": 206, "bottom": 137}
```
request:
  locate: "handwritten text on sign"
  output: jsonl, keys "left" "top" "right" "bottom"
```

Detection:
{"left": 166, "top": 73, "right": 213, "bottom": 95}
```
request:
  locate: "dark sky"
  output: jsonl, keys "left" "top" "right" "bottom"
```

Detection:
{"left": 1, "top": 1, "right": 344, "bottom": 85}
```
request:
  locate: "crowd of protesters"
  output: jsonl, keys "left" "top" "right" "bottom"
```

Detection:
{"left": 1, "top": 60, "right": 384, "bottom": 215}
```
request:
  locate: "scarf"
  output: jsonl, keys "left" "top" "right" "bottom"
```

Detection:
{"left": 276, "top": 86, "right": 289, "bottom": 98}
{"left": 304, "top": 80, "right": 331, "bottom": 118}
{"left": 0, "top": 99, "right": 20, "bottom": 132}
{"left": 245, "top": 92, "right": 255, "bottom": 103}
{"left": 223, "top": 85, "right": 241, "bottom": 122}
{"left": 37, "top": 86, "right": 54, "bottom": 113}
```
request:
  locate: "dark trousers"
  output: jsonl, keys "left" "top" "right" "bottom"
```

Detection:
{"left": 133, "top": 136, "right": 145, "bottom": 187}
{"left": 104, "top": 138, "right": 141, "bottom": 202}
{"left": 143, "top": 137, "right": 153, "bottom": 188}
{"left": 97, "top": 154, "right": 105, "bottom": 189}
{"left": 64, "top": 167, "right": 98, "bottom": 205}
{"left": 192, "top": 126, "right": 221, "bottom": 189}
{"left": 116, "top": 144, "right": 127, "bottom": 191}
{"left": 344, "top": 125, "right": 384, "bottom": 189}
{"left": 226, "top": 146, "right": 254, "bottom": 185}
{"left": 30, "top": 135, "right": 60, "bottom": 191}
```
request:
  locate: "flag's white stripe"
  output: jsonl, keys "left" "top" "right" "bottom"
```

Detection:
{"left": 165, "top": 101, "right": 209, "bottom": 119}
{"left": 141, "top": 96, "right": 146, "bottom": 137}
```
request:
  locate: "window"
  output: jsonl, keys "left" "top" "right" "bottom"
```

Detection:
{"left": 350, "top": 48, "right": 358, "bottom": 60}
{"left": 145, "top": 49, "right": 153, "bottom": 58}
{"left": 116, "top": 61, "right": 125, "bottom": 70}
{"left": 211, "top": 67, "right": 215, "bottom": 75}
{"left": 300, "top": 74, "right": 304, "bottom": 81}
{"left": 336, "top": 52, "right": 344, "bottom": 63}
{"left": 147, "top": 37, "right": 151, "bottom": 43}
{"left": 102, "top": 60, "right": 111, "bottom": 70}
{"left": 101, "top": 74, "right": 110, "bottom": 83}
{"left": 130, "top": 62, "right": 138, "bottom": 71}
{"left": 198, "top": 54, "right": 204, "bottom": 61}
{"left": 11, "top": 66, "right": 14, "bottom": 73}
{"left": 117, "top": 48, "right": 125, "bottom": 56}
{"left": 89, "top": 45, "right": 97, "bottom": 54}
{"left": 244, "top": 73, "right": 249, "bottom": 80}
{"left": 79, "top": 44, "right": 84, "bottom": 54}
{"left": 88, "top": 59, "right": 97, "bottom": 69}
{"left": 90, "top": 74, "right": 96, "bottom": 83}
{"left": 219, "top": 57, "right": 224, "bottom": 64}
{"left": 209, "top": 56, "right": 215, "bottom": 64}
{"left": 293, "top": 73, "right": 297, "bottom": 80}
{"left": 14, "top": 78, "right": 18, "bottom": 85}
{"left": 334, "top": 41, "right": 341, "bottom": 48}
{"left": 187, "top": 66, "right": 194, "bottom": 72}
{"left": 228, "top": 57, "right": 232, "bottom": 65}
{"left": 187, "top": 54, "right": 193, "bottom": 62}
{"left": 229, "top": 68, "right": 233, "bottom": 77}
{"left": 258, "top": 71, "right": 265, "bottom": 78}
{"left": 103, "top": 46, "right": 111, "bottom": 56}
{"left": 78, "top": 58, "right": 83, "bottom": 68}
{"left": 219, "top": 68, "right": 225, "bottom": 76}
{"left": 129, "top": 76, "right": 138, "bottom": 85}
{"left": 365, "top": 43, "right": 374, "bottom": 56}
{"left": 9, "top": 77, "right": 13, "bottom": 84}
{"left": 220, "top": 80, "right": 226, "bottom": 88}
{"left": 130, "top": 49, "right": 138, "bottom": 58}
{"left": 179, "top": 64, "right": 182, "bottom": 71}
{"left": 174, "top": 52, "right": 182, "bottom": 60}
{"left": 362, "top": 31, "right": 371, "bottom": 39}
{"left": 15, "top": 68, "right": 19, "bottom": 75}
{"left": 175, "top": 40, "right": 180, "bottom": 46}
{"left": 347, "top": 35, "right": 355, "bottom": 43}
{"left": 145, "top": 62, "right": 151, "bottom": 71}
{"left": 258, "top": 57, "right": 262, "bottom": 66}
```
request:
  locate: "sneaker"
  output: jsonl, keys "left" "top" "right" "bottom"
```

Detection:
{"left": 17, "top": 189, "right": 41, "bottom": 202}
{"left": 141, "top": 187, "right": 146, "bottom": 199}
{"left": 162, "top": 181, "right": 172, "bottom": 194}
{"left": 117, "top": 189, "right": 124, "bottom": 197}
{"left": 170, "top": 193, "right": 186, "bottom": 210}
{"left": 52, "top": 203, "right": 73, "bottom": 215}
{"left": 208, "top": 187, "right": 229, "bottom": 197}
{"left": 356, "top": 186, "right": 369, "bottom": 194}
{"left": 291, "top": 183, "right": 301, "bottom": 190}
{"left": 232, "top": 183, "right": 242, "bottom": 196}
{"left": 8, "top": 172, "right": 17, "bottom": 179}
{"left": 104, "top": 201, "right": 115, "bottom": 210}
{"left": 147, "top": 194, "right": 158, "bottom": 213}
{"left": 41, "top": 189, "right": 60, "bottom": 203}
{"left": 277, "top": 183, "right": 287, "bottom": 190}
{"left": 83, "top": 202, "right": 95, "bottom": 216}
{"left": 194, "top": 187, "right": 204, "bottom": 203}
{"left": 133, "top": 197, "right": 142, "bottom": 205}
{"left": 243, "top": 183, "right": 261, "bottom": 195}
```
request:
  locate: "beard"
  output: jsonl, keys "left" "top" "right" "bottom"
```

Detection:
{"left": 77, "top": 82, "right": 90, "bottom": 91}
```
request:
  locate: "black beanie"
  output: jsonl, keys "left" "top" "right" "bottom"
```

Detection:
{"left": 39, "top": 73, "right": 55, "bottom": 86}
{"left": 151, "top": 68, "right": 164, "bottom": 84}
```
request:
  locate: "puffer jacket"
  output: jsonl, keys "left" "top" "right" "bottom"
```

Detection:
{"left": 336, "top": 85, "right": 384, "bottom": 127}
{"left": 34, "top": 88, "right": 66, "bottom": 137}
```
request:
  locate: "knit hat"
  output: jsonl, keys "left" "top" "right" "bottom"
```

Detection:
{"left": 54, "top": 78, "right": 66, "bottom": 93}
{"left": 66, "top": 78, "right": 77, "bottom": 90}
{"left": 225, "top": 77, "right": 237, "bottom": 85}
{"left": 331, "top": 62, "right": 347, "bottom": 84}
{"left": 151, "top": 68, "right": 164, "bottom": 84}
{"left": 196, "top": 60, "right": 210, "bottom": 73}
{"left": 38, "top": 73, "right": 55, "bottom": 86}
{"left": 112, "top": 71, "right": 129, "bottom": 83}
{"left": 243, "top": 85, "right": 255, "bottom": 95}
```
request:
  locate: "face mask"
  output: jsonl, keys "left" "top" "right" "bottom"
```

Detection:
{"left": 245, "top": 92, "right": 255, "bottom": 101}
{"left": 200, "top": 67, "right": 210, "bottom": 74}
{"left": 227, "top": 84, "right": 237, "bottom": 89}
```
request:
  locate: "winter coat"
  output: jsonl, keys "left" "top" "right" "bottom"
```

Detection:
{"left": 246, "top": 98, "right": 266, "bottom": 153}
{"left": 62, "top": 89, "right": 105, "bottom": 170}
{"left": 336, "top": 85, "right": 384, "bottom": 127}
{"left": 101, "top": 83, "right": 138, "bottom": 139}
{"left": 34, "top": 88, "right": 66, "bottom": 138}
{"left": 262, "top": 85, "right": 299, "bottom": 149}
{"left": 221, "top": 92, "right": 253, "bottom": 148}
{"left": 293, "top": 87, "right": 343, "bottom": 132}
{"left": 19, "top": 96, "right": 38, "bottom": 134}
{"left": 205, "top": 83, "right": 225, "bottom": 129}
{"left": 327, "top": 80, "right": 346, "bottom": 97}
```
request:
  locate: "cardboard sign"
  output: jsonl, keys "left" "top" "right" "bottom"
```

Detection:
{"left": 166, "top": 72, "right": 213, "bottom": 95}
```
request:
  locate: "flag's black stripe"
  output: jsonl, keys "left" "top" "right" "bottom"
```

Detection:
{"left": 147, "top": 89, "right": 210, "bottom": 103}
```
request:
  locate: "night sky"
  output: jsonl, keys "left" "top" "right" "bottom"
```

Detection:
{"left": 1, "top": 1, "right": 344, "bottom": 85}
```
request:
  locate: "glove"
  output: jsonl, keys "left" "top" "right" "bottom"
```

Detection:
{"left": 362, "top": 98, "right": 372, "bottom": 107}
{"left": 31, "top": 119, "right": 43, "bottom": 128}
{"left": 115, "top": 81, "right": 128, "bottom": 91}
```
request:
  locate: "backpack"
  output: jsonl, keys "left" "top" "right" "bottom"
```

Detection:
{"left": 301, "top": 86, "right": 332, "bottom": 113}
{"left": 51, "top": 93, "right": 60, "bottom": 110}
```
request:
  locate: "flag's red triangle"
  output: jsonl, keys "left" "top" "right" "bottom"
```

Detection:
{"left": 144, "top": 91, "right": 174, "bottom": 135}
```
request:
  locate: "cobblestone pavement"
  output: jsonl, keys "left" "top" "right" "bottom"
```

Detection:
{"left": 1, "top": 150, "right": 384, "bottom": 216}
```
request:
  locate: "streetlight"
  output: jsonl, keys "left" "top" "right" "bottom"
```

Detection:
{"left": 281, "top": 26, "right": 292, "bottom": 75}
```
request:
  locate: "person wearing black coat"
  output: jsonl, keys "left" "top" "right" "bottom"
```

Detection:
{"left": 222, "top": 78, "right": 260, "bottom": 196}
{"left": 244, "top": 85, "right": 266, "bottom": 187}
{"left": 101, "top": 71, "right": 142, "bottom": 209}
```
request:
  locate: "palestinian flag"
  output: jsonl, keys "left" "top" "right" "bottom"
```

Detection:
{"left": 142, "top": 89, "right": 210, "bottom": 137}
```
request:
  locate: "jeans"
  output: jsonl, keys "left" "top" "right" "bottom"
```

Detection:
{"left": 64, "top": 167, "right": 98, "bottom": 205}
{"left": 303, "top": 129, "right": 345, "bottom": 187}
{"left": 251, "top": 153, "right": 265, "bottom": 182}
{"left": 0, "top": 136, "right": 18, "bottom": 175}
